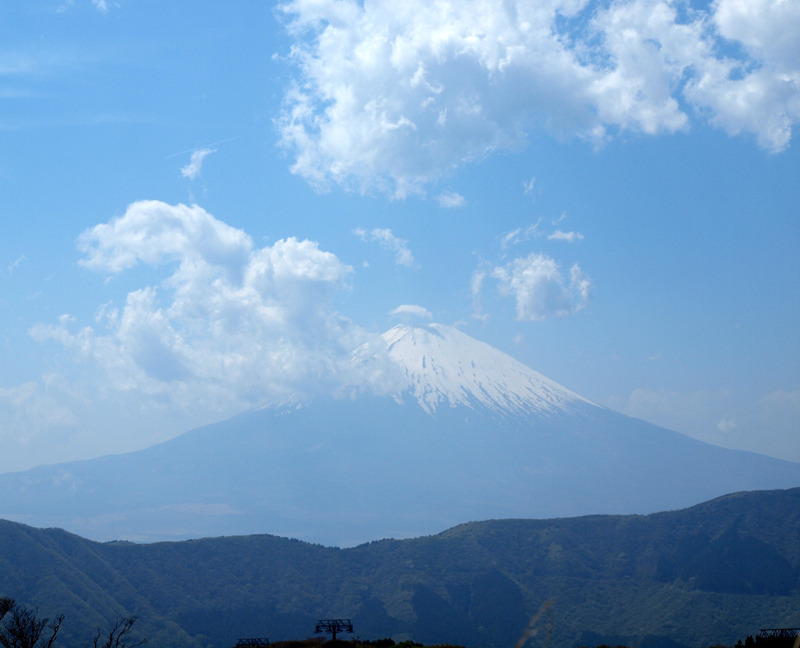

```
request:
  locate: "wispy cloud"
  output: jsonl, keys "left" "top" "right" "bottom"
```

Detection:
{"left": 501, "top": 214, "right": 584, "bottom": 249}
{"left": 612, "top": 387, "right": 800, "bottom": 461}
{"left": 500, "top": 222, "right": 541, "bottom": 249}
{"left": 0, "top": 380, "right": 77, "bottom": 446}
{"left": 470, "top": 270, "right": 490, "bottom": 321}
{"left": 523, "top": 177, "right": 536, "bottom": 196}
{"left": 278, "top": 0, "right": 799, "bottom": 196}
{"left": 436, "top": 192, "right": 465, "bottom": 208}
{"left": 354, "top": 227, "right": 415, "bottom": 267}
{"left": 8, "top": 254, "right": 26, "bottom": 274}
{"left": 181, "top": 148, "right": 215, "bottom": 180}
{"left": 57, "top": 0, "right": 111, "bottom": 13}
{"left": 548, "top": 230, "right": 584, "bottom": 243}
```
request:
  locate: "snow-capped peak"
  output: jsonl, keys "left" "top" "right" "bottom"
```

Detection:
{"left": 379, "top": 323, "right": 592, "bottom": 415}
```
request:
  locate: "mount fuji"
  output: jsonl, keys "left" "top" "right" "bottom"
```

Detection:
{"left": 1, "top": 323, "right": 798, "bottom": 546}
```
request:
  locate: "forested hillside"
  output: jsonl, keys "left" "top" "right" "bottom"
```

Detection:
{"left": 1, "top": 489, "right": 799, "bottom": 648}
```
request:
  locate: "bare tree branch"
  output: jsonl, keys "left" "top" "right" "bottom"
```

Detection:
{"left": 0, "top": 600, "right": 14, "bottom": 623}
{"left": 93, "top": 617, "right": 146, "bottom": 648}
{"left": 0, "top": 603, "right": 62, "bottom": 648}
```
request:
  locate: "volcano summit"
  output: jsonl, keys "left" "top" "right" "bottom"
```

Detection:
{"left": 0, "top": 323, "right": 797, "bottom": 545}
{"left": 373, "top": 323, "right": 591, "bottom": 414}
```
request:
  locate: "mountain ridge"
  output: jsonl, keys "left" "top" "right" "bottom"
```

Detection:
{"left": 1, "top": 488, "right": 798, "bottom": 648}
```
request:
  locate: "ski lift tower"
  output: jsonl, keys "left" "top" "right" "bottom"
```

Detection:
{"left": 315, "top": 619, "right": 353, "bottom": 641}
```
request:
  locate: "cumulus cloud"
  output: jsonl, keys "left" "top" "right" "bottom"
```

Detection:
{"left": 354, "top": 227, "right": 415, "bottom": 266}
{"left": 491, "top": 253, "right": 592, "bottom": 321}
{"left": 181, "top": 148, "right": 215, "bottom": 180}
{"left": 78, "top": 200, "right": 251, "bottom": 274}
{"left": 37, "top": 201, "right": 391, "bottom": 415}
{"left": 277, "top": 0, "right": 799, "bottom": 195}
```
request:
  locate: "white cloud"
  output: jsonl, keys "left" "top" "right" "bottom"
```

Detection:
{"left": 436, "top": 191, "right": 465, "bottom": 208}
{"left": 570, "top": 264, "right": 592, "bottom": 305}
{"left": 691, "top": 0, "right": 800, "bottom": 151}
{"left": 36, "top": 201, "right": 391, "bottom": 419}
{"left": 491, "top": 253, "right": 592, "bottom": 321}
{"left": 78, "top": 200, "right": 251, "bottom": 274}
{"left": 278, "top": 0, "right": 799, "bottom": 195}
{"left": 390, "top": 304, "right": 433, "bottom": 320}
{"left": 548, "top": 230, "right": 584, "bottom": 243}
{"left": 354, "top": 227, "right": 415, "bottom": 266}
{"left": 181, "top": 148, "right": 215, "bottom": 180}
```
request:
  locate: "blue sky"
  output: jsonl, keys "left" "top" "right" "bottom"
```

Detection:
{"left": 1, "top": 0, "right": 798, "bottom": 473}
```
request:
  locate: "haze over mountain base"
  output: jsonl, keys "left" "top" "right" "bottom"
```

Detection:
{"left": 0, "top": 394, "right": 798, "bottom": 546}
{"left": 0, "top": 324, "right": 797, "bottom": 545}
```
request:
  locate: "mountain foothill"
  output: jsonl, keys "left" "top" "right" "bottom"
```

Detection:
{"left": 0, "top": 489, "right": 799, "bottom": 648}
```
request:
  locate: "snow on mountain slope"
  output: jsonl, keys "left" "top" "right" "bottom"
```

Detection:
{"left": 377, "top": 323, "right": 593, "bottom": 415}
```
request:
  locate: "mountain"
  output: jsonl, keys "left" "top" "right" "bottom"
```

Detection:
{"left": 1, "top": 489, "right": 799, "bottom": 648}
{"left": 0, "top": 323, "right": 798, "bottom": 546}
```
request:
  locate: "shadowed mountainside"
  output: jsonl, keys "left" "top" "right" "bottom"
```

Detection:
{"left": 1, "top": 488, "right": 799, "bottom": 648}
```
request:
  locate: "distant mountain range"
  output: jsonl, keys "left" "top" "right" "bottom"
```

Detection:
{"left": 0, "top": 325, "right": 800, "bottom": 546}
{"left": 1, "top": 488, "right": 798, "bottom": 648}
{"left": 0, "top": 323, "right": 798, "bottom": 545}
